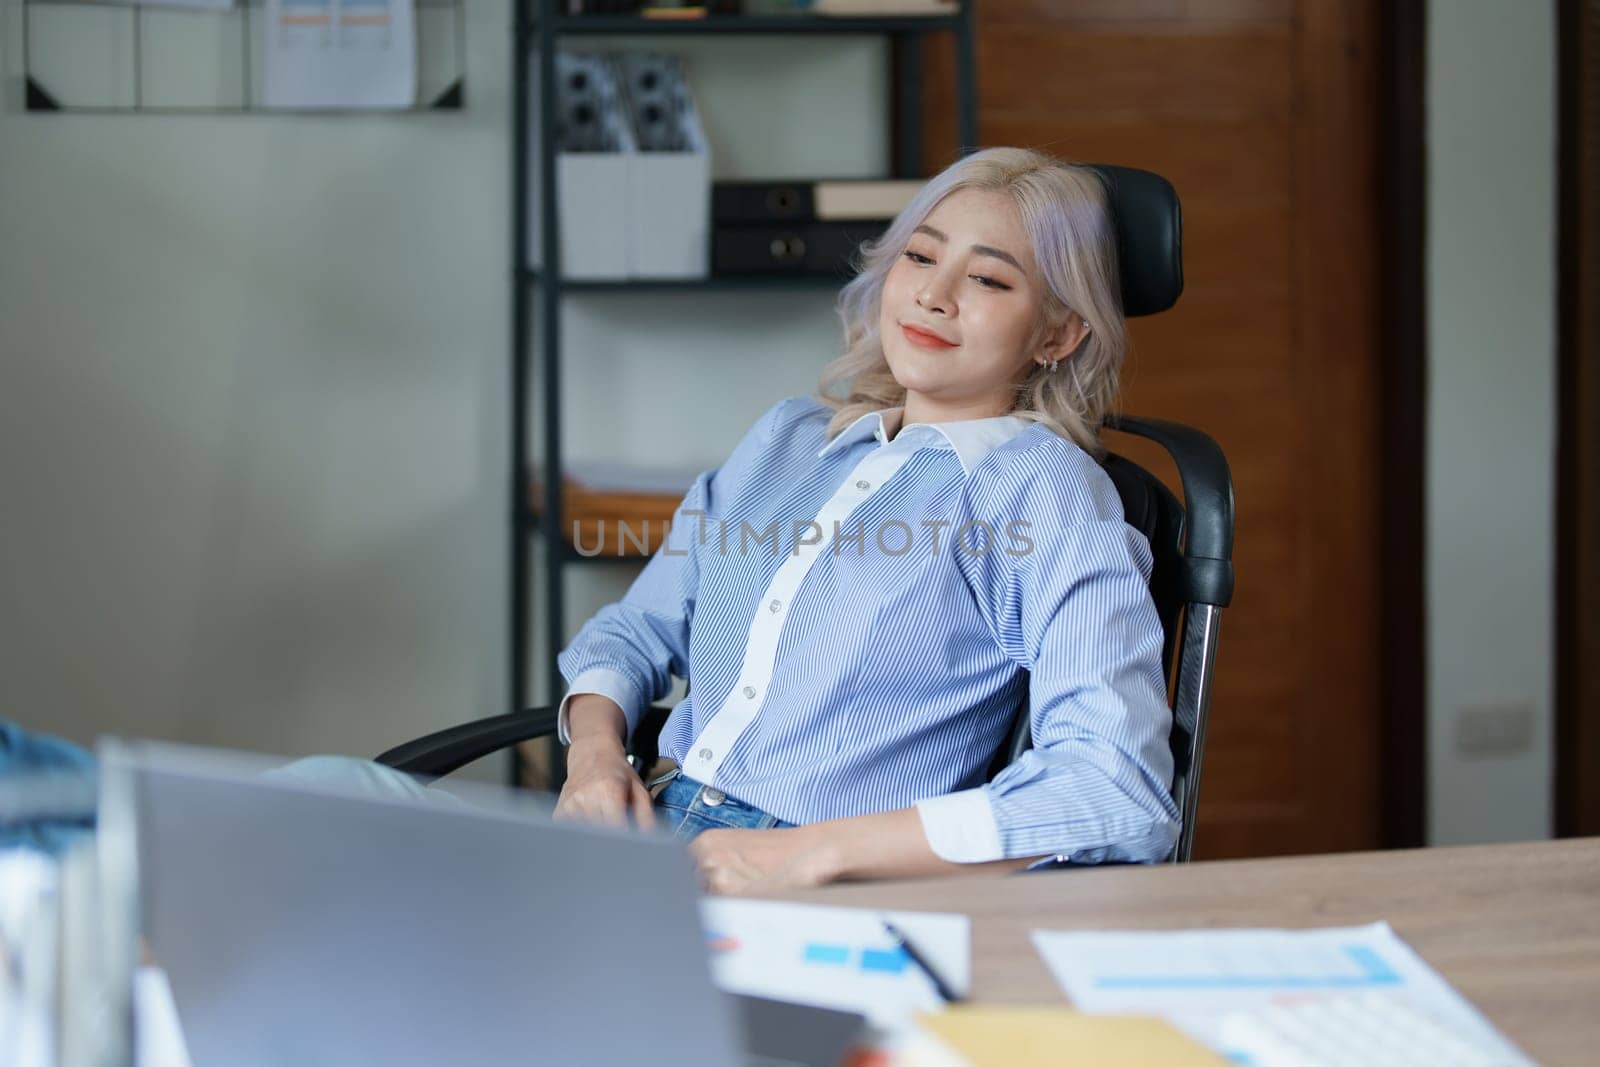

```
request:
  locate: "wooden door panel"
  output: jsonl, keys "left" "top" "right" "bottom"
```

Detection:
{"left": 980, "top": 31, "right": 1293, "bottom": 123}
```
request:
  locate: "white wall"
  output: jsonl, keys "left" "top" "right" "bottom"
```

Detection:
{"left": 1426, "top": 0, "right": 1556, "bottom": 843}
{"left": 0, "top": 1, "right": 887, "bottom": 765}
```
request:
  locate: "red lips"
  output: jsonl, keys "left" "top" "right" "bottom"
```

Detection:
{"left": 901, "top": 323, "right": 957, "bottom": 350}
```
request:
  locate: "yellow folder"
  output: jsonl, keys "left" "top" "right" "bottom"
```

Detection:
{"left": 910, "top": 1006, "right": 1229, "bottom": 1067}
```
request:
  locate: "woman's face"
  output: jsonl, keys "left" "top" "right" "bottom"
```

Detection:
{"left": 879, "top": 188, "right": 1076, "bottom": 424}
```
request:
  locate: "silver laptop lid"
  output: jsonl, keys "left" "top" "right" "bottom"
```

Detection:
{"left": 100, "top": 740, "right": 742, "bottom": 1067}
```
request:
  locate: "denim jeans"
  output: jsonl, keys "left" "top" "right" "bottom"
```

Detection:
{"left": 649, "top": 767, "right": 794, "bottom": 841}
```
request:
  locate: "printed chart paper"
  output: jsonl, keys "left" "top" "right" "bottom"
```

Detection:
{"left": 701, "top": 898, "right": 969, "bottom": 1026}
{"left": 264, "top": 0, "right": 415, "bottom": 110}
{"left": 1031, "top": 921, "right": 1532, "bottom": 1062}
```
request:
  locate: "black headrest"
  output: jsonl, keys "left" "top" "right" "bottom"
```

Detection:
{"left": 1085, "top": 164, "right": 1184, "bottom": 317}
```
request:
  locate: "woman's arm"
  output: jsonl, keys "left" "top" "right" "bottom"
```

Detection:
{"left": 689, "top": 809, "right": 1044, "bottom": 894}
{"left": 553, "top": 398, "right": 800, "bottom": 746}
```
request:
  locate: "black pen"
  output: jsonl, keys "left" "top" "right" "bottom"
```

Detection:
{"left": 881, "top": 920, "right": 964, "bottom": 1004}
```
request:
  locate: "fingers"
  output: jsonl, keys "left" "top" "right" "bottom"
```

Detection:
{"left": 629, "top": 779, "right": 658, "bottom": 831}
{"left": 688, "top": 831, "right": 732, "bottom": 895}
{"left": 553, "top": 780, "right": 631, "bottom": 827}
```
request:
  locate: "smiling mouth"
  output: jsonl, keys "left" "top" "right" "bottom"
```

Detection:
{"left": 901, "top": 324, "right": 957, "bottom": 350}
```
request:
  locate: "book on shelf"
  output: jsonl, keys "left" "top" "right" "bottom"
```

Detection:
{"left": 811, "top": 0, "right": 959, "bottom": 17}
{"left": 529, "top": 461, "right": 703, "bottom": 557}
{"left": 712, "top": 178, "right": 922, "bottom": 223}
{"left": 814, "top": 179, "right": 923, "bottom": 220}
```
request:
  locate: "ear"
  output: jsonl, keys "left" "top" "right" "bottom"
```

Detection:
{"left": 1036, "top": 315, "right": 1092, "bottom": 368}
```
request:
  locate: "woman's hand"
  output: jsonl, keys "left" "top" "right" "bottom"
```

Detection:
{"left": 689, "top": 826, "right": 838, "bottom": 895}
{"left": 553, "top": 737, "right": 656, "bottom": 830}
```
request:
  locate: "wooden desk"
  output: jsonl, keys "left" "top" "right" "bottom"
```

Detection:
{"left": 775, "top": 839, "right": 1600, "bottom": 1066}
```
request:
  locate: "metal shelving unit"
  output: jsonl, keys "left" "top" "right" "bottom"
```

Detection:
{"left": 510, "top": 0, "right": 979, "bottom": 786}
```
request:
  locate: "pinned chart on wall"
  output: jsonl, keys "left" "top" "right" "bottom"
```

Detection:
{"left": 700, "top": 898, "right": 969, "bottom": 1027}
{"left": 263, "top": 0, "right": 416, "bottom": 110}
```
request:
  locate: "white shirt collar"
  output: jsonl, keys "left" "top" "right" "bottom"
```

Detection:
{"left": 816, "top": 405, "right": 1033, "bottom": 477}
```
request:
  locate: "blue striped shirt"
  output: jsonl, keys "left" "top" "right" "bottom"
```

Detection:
{"left": 557, "top": 396, "right": 1179, "bottom": 864}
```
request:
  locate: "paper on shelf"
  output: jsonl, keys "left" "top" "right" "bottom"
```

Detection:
{"left": 700, "top": 898, "right": 968, "bottom": 1027}
{"left": 1030, "top": 921, "right": 1531, "bottom": 1063}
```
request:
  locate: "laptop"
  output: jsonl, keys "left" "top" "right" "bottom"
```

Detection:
{"left": 97, "top": 740, "right": 865, "bottom": 1067}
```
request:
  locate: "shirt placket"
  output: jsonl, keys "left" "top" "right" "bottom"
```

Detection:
{"left": 683, "top": 442, "right": 918, "bottom": 785}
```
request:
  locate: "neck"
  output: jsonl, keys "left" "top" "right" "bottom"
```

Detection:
{"left": 901, "top": 396, "right": 1013, "bottom": 428}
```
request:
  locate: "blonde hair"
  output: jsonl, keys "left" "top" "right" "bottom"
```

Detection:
{"left": 816, "top": 147, "right": 1126, "bottom": 456}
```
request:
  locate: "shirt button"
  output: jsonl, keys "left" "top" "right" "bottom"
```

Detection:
{"left": 701, "top": 787, "right": 726, "bottom": 807}
{"left": 769, "top": 599, "right": 782, "bottom": 613}
{"left": 855, "top": 479, "right": 871, "bottom": 490}
{"left": 742, "top": 685, "right": 757, "bottom": 699}
{"left": 698, "top": 747, "right": 713, "bottom": 761}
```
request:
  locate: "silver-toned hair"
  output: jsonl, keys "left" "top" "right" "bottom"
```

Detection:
{"left": 816, "top": 147, "right": 1126, "bottom": 455}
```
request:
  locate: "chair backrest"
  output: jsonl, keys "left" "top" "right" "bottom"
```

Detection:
{"left": 985, "top": 419, "right": 1235, "bottom": 863}
{"left": 980, "top": 164, "right": 1235, "bottom": 863}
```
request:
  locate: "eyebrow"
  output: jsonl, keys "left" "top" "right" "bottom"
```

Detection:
{"left": 912, "top": 224, "right": 1024, "bottom": 272}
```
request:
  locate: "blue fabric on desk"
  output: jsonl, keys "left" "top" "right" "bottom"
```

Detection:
{"left": 0, "top": 721, "right": 96, "bottom": 854}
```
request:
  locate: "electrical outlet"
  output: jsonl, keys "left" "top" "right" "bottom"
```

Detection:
{"left": 1454, "top": 702, "right": 1536, "bottom": 756}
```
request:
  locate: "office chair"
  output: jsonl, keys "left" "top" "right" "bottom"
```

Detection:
{"left": 376, "top": 165, "right": 1235, "bottom": 863}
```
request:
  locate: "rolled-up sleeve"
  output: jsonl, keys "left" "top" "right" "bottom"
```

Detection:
{"left": 555, "top": 398, "right": 794, "bottom": 744}
{"left": 554, "top": 478, "right": 707, "bottom": 743}
{"left": 918, "top": 445, "right": 1180, "bottom": 864}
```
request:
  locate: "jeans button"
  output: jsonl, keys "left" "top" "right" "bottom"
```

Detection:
{"left": 701, "top": 787, "right": 726, "bottom": 807}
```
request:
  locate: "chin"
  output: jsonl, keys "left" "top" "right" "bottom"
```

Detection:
{"left": 882, "top": 348, "right": 927, "bottom": 389}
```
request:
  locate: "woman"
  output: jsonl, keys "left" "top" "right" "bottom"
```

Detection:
{"left": 553, "top": 147, "right": 1179, "bottom": 894}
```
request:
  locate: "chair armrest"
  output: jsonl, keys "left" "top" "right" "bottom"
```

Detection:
{"left": 374, "top": 703, "right": 679, "bottom": 779}
{"left": 375, "top": 707, "right": 561, "bottom": 777}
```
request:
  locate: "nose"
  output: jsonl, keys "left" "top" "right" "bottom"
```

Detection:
{"left": 915, "top": 271, "right": 955, "bottom": 316}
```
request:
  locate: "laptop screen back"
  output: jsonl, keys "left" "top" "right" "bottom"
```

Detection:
{"left": 105, "top": 742, "right": 742, "bottom": 1067}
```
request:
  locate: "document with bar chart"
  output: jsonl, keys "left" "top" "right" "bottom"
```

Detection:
{"left": 1032, "top": 921, "right": 1531, "bottom": 1062}
{"left": 263, "top": 0, "right": 416, "bottom": 110}
{"left": 700, "top": 898, "right": 969, "bottom": 1026}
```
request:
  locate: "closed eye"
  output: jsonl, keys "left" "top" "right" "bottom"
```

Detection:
{"left": 903, "top": 251, "right": 1013, "bottom": 291}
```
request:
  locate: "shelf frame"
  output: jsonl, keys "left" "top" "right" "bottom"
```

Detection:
{"left": 510, "top": 0, "right": 980, "bottom": 788}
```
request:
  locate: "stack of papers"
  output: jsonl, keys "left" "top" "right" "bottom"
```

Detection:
{"left": 0, "top": 852, "right": 57, "bottom": 1067}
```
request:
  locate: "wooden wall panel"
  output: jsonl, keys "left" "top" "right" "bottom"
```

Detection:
{"left": 924, "top": 1, "right": 1387, "bottom": 857}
